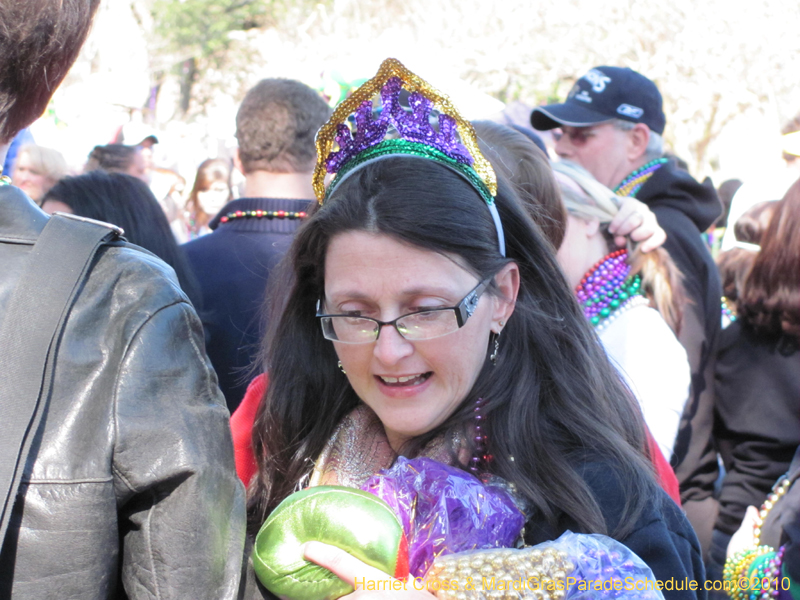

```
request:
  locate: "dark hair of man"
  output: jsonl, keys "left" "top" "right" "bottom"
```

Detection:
{"left": 0, "top": 0, "right": 101, "bottom": 144}
{"left": 42, "top": 171, "right": 201, "bottom": 307}
{"left": 85, "top": 144, "right": 140, "bottom": 173}
{"left": 235, "top": 79, "right": 332, "bottom": 174}
{"left": 472, "top": 121, "right": 567, "bottom": 249}
{"left": 185, "top": 157, "right": 233, "bottom": 221}
{"left": 247, "top": 157, "right": 659, "bottom": 539}
{"left": 739, "top": 178, "right": 800, "bottom": 339}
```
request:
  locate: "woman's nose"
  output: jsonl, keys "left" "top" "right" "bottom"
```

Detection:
{"left": 372, "top": 323, "right": 414, "bottom": 365}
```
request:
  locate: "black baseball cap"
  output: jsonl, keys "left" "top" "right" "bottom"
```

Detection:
{"left": 531, "top": 66, "right": 665, "bottom": 135}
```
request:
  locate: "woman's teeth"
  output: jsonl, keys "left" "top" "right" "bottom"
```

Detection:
{"left": 379, "top": 373, "right": 429, "bottom": 386}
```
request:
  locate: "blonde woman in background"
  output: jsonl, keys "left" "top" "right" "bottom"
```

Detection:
{"left": 11, "top": 143, "right": 68, "bottom": 204}
{"left": 553, "top": 160, "right": 690, "bottom": 462}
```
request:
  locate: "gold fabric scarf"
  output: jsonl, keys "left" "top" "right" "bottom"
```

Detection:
{"left": 308, "top": 404, "right": 465, "bottom": 489}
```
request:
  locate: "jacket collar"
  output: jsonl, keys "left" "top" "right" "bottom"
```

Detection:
{"left": 0, "top": 185, "right": 49, "bottom": 244}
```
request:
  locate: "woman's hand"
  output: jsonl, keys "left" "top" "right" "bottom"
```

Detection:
{"left": 303, "top": 541, "right": 435, "bottom": 600}
{"left": 609, "top": 197, "right": 666, "bottom": 252}
{"left": 727, "top": 505, "right": 760, "bottom": 558}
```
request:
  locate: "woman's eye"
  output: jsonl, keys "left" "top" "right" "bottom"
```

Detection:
{"left": 339, "top": 305, "right": 376, "bottom": 317}
{"left": 409, "top": 305, "right": 444, "bottom": 314}
{"left": 412, "top": 311, "right": 441, "bottom": 321}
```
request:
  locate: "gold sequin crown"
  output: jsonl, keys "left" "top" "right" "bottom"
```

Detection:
{"left": 313, "top": 58, "right": 497, "bottom": 205}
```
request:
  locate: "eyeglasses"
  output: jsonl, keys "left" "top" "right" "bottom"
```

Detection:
{"left": 316, "top": 279, "right": 491, "bottom": 344}
{"left": 552, "top": 126, "right": 602, "bottom": 147}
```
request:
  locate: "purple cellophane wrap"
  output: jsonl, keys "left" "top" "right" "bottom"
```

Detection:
{"left": 361, "top": 457, "right": 525, "bottom": 578}
{"left": 561, "top": 532, "right": 664, "bottom": 599}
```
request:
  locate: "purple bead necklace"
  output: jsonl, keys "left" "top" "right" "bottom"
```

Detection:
{"left": 470, "top": 397, "right": 490, "bottom": 475}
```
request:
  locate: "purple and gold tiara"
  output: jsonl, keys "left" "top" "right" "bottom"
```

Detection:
{"left": 313, "top": 58, "right": 498, "bottom": 206}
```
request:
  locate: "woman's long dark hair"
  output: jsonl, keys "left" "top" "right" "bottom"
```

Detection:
{"left": 739, "top": 178, "right": 800, "bottom": 339}
{"left": 43, "top": 170, "right": 202, "bottom": 308}
{"left": 248, "top": 157, "right": 657, "bottom": 538}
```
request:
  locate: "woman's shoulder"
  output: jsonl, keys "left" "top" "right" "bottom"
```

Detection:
{"left": 581, "top": 462, "right": 704, "bottom": 595}
{"left": 527, "top": 461, "right": 705, "bottom": 597}
{"left": 529, "top": 460, "right": 701, "bottom": 549}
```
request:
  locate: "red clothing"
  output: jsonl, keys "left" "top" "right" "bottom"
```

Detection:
{"left": 230, "top": 373, "right": 265, "bottom": 487}
{"left": 231, "top": 373, "right": 681, "bottom": 506}
{"left": 647, "top": 430, "right": 682, "bottom": 506}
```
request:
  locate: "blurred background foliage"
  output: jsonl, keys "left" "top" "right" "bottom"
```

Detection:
{"left": 47, "top": 0, "right": 800, "bottom": 183}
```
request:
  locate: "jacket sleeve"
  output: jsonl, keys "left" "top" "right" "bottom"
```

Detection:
{"left": 111, "top": 299, "right": 246, "bottom": 600}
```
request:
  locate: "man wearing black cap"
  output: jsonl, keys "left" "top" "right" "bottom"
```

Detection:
{"left": 532, "top": 66, "right": 723, "bottom": 558}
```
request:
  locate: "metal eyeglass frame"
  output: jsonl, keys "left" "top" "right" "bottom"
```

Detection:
{"left": 315, "top": 278, "right": 492, "bottom": 344}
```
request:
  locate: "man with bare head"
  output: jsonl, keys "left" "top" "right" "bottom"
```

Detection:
{"left": 532, "top": 66, "right": 723, "bottom": 558}
{"left": 183, "top": 78, "right": 331, "bottom": 410}
{"left": 0, "top": 2, "right": 245, "bottom": 597}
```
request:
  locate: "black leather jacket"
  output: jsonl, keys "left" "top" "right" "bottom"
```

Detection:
{"left": 0, "top": 187, "right": 246, "bottom": 598}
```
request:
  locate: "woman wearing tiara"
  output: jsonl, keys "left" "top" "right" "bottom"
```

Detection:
{"left": 244, "top": 60, "right": 704, "bottom": 599}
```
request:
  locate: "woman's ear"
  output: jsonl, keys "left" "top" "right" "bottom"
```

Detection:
{"left": 491, "top": 262, "right": 519, "bottom": 333}
{"left": 584, "top": 217, "right": 601, "bottom": 238}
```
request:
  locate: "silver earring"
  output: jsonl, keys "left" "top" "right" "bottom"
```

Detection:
{"left": 337, "top": 360, "right": 346, "bottom": 375}
{"left": 489, "top": 334, "right": 500, "bottom": 366}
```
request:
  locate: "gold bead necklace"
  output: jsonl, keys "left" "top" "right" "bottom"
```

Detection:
{"left": 753, "top": 474, "right": 792, "bottom": 543}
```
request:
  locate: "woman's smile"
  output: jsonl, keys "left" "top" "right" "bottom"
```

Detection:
{"left": 324, "top": 230, "right": 504, "bottom": 450}
{"left": 376, "top": 372, "right": 432, "bottom": 385}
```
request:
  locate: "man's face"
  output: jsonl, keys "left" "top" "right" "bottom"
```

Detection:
{"left": 554, "top": 122, "right": 632, "bottom": 189}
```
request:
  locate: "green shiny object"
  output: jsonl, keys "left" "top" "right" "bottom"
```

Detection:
{"left": 590, "top": 316, "right": 600, "bottom": 325}
{"left": 600, "top": 307, "right": 610, "bottom": 317}
{"left": 253, "top": 486, "right": 406, "bottom": 600}
{"left": 610, "top": 299, "right": 620, "bottom": 308}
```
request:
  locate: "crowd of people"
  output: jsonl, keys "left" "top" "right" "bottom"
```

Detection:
{"left": 1, "top": 3, "right": 798, "bottom": 600}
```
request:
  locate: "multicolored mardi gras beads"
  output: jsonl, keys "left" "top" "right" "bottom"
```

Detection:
{"left": 575, "top": 249, "right": 649, "bottom": 329}
{"left": 218, "top": 209, "right": 307, "bottom": 224}
{"left": 723, "top": 474, "right": 793, "bottom": 599}
{"left": 723, "top": 546, "right": 773, "bottom": 600}
{"left": 613, "top": 158, "right": 668, "bottom": 198}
